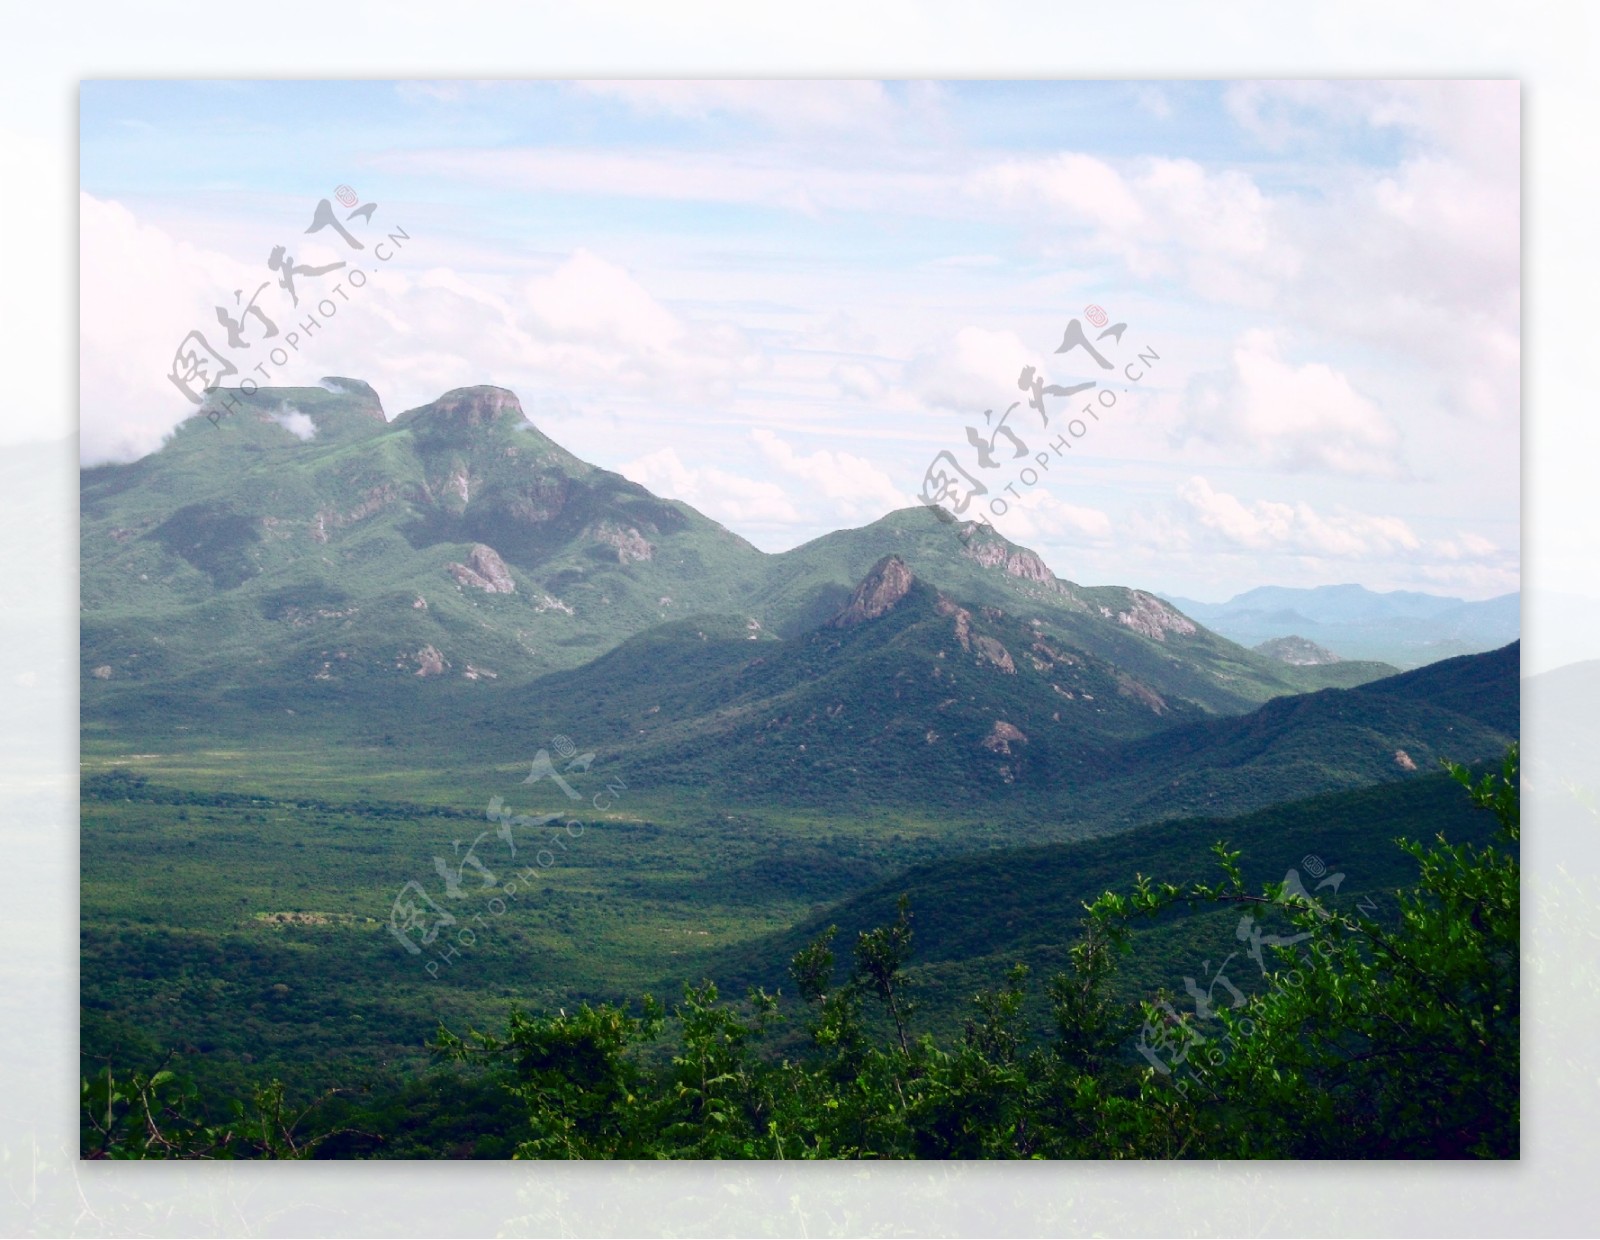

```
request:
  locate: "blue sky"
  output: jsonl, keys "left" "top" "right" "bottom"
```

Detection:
{"left": 79, "top": 79, "right": 1519, "bottom": 600}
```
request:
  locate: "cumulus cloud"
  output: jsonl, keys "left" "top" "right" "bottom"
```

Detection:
{"left": 1174, "top": 475, "right": 1420, "bottom": 557}
{"left": 1176, "top": 330, "right": 1402, "bottom": 478}
{"left": 270, "top": 403, "right": 317, "bottom": 441}
{"left": 905, "top": 326, "right": 1037, "bottom": 415}
{"left": 618, "top": 446, "right": 800, "bottom": 527}
{"left": 79, "top": 194, "right": 770, "bottom": 464}
{"left": 990, "top": 489, "right": 1113, "bottom": 546}
{"left": 79, "top": 193, "right": 259, "bottom": 463}
{"left": 967, "top": 152, "right": 1297, "bottom": 300}
{"left": 750, "top": 429, "right": 910, "bottom": 521}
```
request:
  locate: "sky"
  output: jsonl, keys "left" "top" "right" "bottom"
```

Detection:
{"left": 77, "top": 79, "right": 1520, "bottom": 602}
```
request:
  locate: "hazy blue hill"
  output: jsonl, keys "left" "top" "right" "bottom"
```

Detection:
{"left": 1167, "top": 584, "right": 1520, "bottom": 668}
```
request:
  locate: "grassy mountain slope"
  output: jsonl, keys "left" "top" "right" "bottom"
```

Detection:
{"left": 82, "top": 381, "right": 1392, "bottom": 750}
{"left": 700, "top": 769, "right": 1508, "bottom": 1037}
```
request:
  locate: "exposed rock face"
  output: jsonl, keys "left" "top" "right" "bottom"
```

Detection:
{"left": 446, "top": 544, "right": 516, "bottom": 594}
{"left": 408, "top": 386, "right": 526, "bottom": 429}
{"left": 935, "top": 593, "right": 973, "bottom": 650}
{"left": 91, "top": 665, "right": 112, "bottom": 680}
{"left": 963, "top": 537, "right": 1057, "bottom": 584}
{"left": 1254, "top": 635, "right": 1342, "bottom": 666}
{"left": 1115, "top": 672, "right": 1169, "bottom": 714}
{"left": 413, "top": 645, "right": 447, "bottom": 677}
{"left": 311, "top": 483, "right": 400, "bottom": 543}
{"left": 1394, "top": 748, "right": 1418, "bottom": 771}
{"left": 972, "top": 634, "right": 1016, "bottom": 674}
{"left": 981, "top": 720, "right": 1029, "bottom": 754}
{"left": 504, "top": 476, "right": 570, "bottom": 524}
{"left": 592, "top": 521, "right": 655, "bottom": 564}
{"left": 830, "top": 555, "right": 914, "bottom": 628}
{"left": 318, "top": 376, "right": 386, "bottom": 420}
{"left": 1115, "top": 592, "right": 1198, "bottom": 642}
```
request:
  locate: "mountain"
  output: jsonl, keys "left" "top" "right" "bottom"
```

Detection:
{"left": 452, "top": 535, "right": 1517, "bottom": 820}
{"left": 1166, "top": 584, "right": 1520, "bottom": 669}
{"left": 700, "top": 768, "right": 1510, "bottom": 1033}
{"left": 1254, "top": 635, "right": 1344, "bottom": 665}
{"left": 81, "top": 381, "right": 770, "bottom": 721}
{"left": 81, "top": 380, "right": 1391, "bottom": 742}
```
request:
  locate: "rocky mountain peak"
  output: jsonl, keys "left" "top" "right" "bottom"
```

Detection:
{"left": 829, "top": 555, "right": 915, "bottom": 628}
{"left": 317, "top": 377, "right": 386, "bottom": 421}
{"left": 401, "top": 385, "right": 527, "bottom": 430}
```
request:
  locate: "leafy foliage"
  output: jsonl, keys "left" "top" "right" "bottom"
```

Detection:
{"left": 94, "top": 748, "right": 1515, "bottom": 1159}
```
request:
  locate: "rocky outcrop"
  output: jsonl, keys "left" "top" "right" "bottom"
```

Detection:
{"left": 1115, "top": 672, "right": 1169, "bottom": 714}
{"left": 318, "top": 376, "right": 386, "bottom": 420}
{"left": 963, "top": 537, "right": 1057, "bottom": 585}
{"left": 503, "top": 476, "right": 570, "bottom": 524}
{"left": 935, "top": 593, "right": 973, "bottom": 650}
{"left": 981, "top": 720, "right": 1028, "bottom": 754}
{"left": 404, "top": 385, "right": 526, "bottom": 429}
{"left": 413, "top": 645, "right": 447, "bottom": 677}
{"left": 1115, "top": 592, "right": 1198, "bottom": 642}
{"left": 592, "top": 522, "right": 655, "bottom": 564}
{"left": 973, "top": 634, "right": 1016, "bottom": 674}
{"left": 1254, "top": 635, "right": 1342, "bottom": 666}
{"left": 1394, "top": 748, "right": 1417, "bottom": 771}
{"left": 830, "top": 555, "right": 914, "bottom": 628}
{"left": 446, "top": 544, "right": 516, "bottom": 594}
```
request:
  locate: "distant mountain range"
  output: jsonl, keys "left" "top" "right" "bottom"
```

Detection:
{"left": 1163, "top": 584, "right": 1520, "bottom": 669}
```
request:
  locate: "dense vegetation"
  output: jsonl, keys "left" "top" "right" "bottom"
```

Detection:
{"left": 83, "top": 747, "right": 1518, "bottom": 1159}
{"left": 76, "top": 385, "right": 1522, "bottom": 1161}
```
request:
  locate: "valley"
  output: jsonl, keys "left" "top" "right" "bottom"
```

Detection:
{"left": 79, "top": 380, "right": 1521, "bottom": 1158}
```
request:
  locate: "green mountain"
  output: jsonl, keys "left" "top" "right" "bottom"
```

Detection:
{"left": 701, "top": 768, "right": 1511, "bottom": 1035}
{"left": 82, "top": 380, "right": 1391, "bottom": 746}
{"left": 454, "top": 545, "right": 1516, "bottom": 821}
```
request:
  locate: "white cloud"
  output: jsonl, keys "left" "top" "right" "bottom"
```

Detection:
{"left": 1174, "top": 475, "right": 1421, "bottom": 557}
{"left": 990, "top": 489, "right": 1113, "bottom": 546}
{"left": 1177, "top": 330, "right": 1402, "bottom": 478}
{"left": 831, "top": 361, "right": 887, "bottom": 401}
{"left": 79, "top": 195, "right": 772, "bottom": 463}
{"left": 967, "top": 152, "right": 1297, "bottom": 299}
{"left": 618, "top": 446, "right": 800, "bottom": 527}
{"left": 750, "top": 428, "right": 910, "bottom": 521}
{"left": 79, "top": 192, "right": 259, "bottom": 463}
{"left": 905, "top": 325, "right": 1037, "bottom": 415}
{"left": 270, "top": 403, "right": 316, "bottom": 441}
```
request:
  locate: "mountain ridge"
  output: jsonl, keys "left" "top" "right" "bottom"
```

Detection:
{"left": 83, "top": 380, "right": 1392, "bottom": 737}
